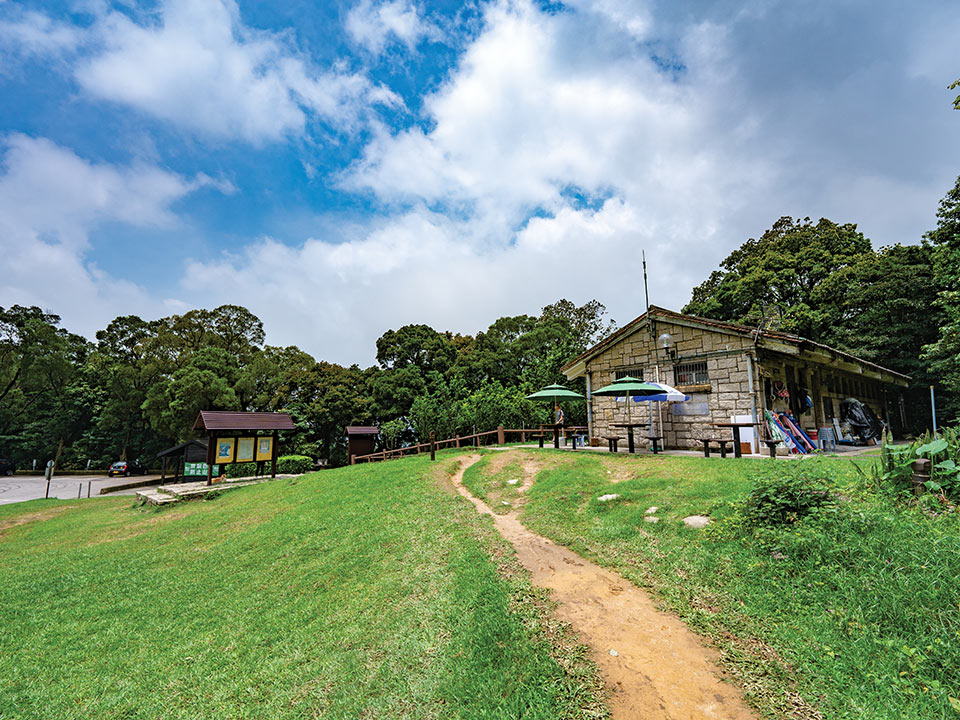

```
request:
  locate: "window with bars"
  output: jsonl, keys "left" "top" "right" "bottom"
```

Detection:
{"left": 614, "top": 367, "right": 644, "bottom": 380}
{"left": 674, "top": 361, "right": 709, "bottom": 386}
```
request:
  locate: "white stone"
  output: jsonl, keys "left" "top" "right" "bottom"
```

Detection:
{"left": 597, "top": 493, "right": 621, "bottom": 503}
{"left": 609, "top": 649, "right": 619, "bottom": 656}
{"left": 643, "top": 516, "right": 659, "bottom": 523}
{"left": 644, "top": 506, "right": 658, "bottom": 515}
{"left": 506, "top": 478, "right": 520, "bottom": 485}
{"left": 682, "top": 515, "right": 711, "bottom": 528}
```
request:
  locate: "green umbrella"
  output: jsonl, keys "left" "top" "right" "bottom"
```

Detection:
{"left": 526, "top": 384, "right": 584, "bottom": 427}
{"left": 526, "top": 384, "right": 585, "bottom": 402}
{"left": 591, "top": 376, "right": 662, "bottom": 424}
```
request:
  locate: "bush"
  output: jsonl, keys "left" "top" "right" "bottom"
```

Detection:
{"left": 223, "top": 456, "right": 313, "bottom": 477}
{"left": 864, "top": 428, "right": 960, "bottom": 501}
{"left": 225, "top": 462, "right": 258, "bottom": 478}
{"left": 737, "top": 462, "right": 839, "bottom": 528}
{"left": 277, "top": 455, "right": 314, "bottom": 474}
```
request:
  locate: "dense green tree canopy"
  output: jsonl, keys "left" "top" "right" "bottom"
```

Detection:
{"left": 684, "top": 216, "right": 872, "bottom": 339}
{"left": 0, "top": 298, "right": 613, "bottom": 468}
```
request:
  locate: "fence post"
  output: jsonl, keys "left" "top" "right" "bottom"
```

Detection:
{"left": 497, "top": 425, "right": 505, "bottom": 446}
{"left": 455, "top": 435, "right": 460, "bottom": 448}
{"left": 87, "top": 481, "right": 91, "bottom": 498}
{"left": 430, "top": 432, "right": 436, "bottom": 461}
{"left": 77, "top": 483, "right": 82, "bottom": 499}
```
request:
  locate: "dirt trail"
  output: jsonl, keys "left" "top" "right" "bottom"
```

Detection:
{"left": 452, "top": 453, "right": 755, "bottom": 720}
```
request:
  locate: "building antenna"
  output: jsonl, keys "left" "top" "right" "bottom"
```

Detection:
{"left": 643, "top": 250, "right": 652, "bottom": 335}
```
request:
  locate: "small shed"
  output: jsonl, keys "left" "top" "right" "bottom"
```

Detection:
{"left": 193, "top": 411, "right": 296, "bottom": 484}
{"left": 156, "top": 438, "right": 208, "bottom": 482}
{"left": 346, "top": 426, "right": 379, "bottom": 464}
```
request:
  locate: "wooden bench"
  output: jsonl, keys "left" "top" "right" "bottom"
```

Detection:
{"left": 565, "top": 434, "right": 587, "bottom": 450}
{"left": 531, "top": 432, "right": 546, "bottom": 448}
{"left": 645, "top": 435, "right": 663, "bottom": 454}
{"left": 698, "top": 438, "right": 731, "bottom": 458}
{"left": 761, "top": 439, "right": 780, "bottom": 458}
{"left": 602, "top": 435, "right": 620, "bottom": 452}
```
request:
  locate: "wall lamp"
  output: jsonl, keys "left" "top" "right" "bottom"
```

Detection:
{"left": 658, "top": 332, "right": 677, "bottom": 362}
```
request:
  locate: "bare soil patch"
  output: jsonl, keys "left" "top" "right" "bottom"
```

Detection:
{"left": 450, "top": 454, "right": 756, "bottom": 720}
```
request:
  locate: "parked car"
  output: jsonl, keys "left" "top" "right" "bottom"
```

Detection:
{"left": 107, "top": 459, "right": 147, "bottom": 477}
{"left": 0, "top": 458, "right": 15, "bottom": 476}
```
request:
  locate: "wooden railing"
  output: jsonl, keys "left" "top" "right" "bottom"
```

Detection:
{"left": 351, "top": 425, "right": 589, "bottom": 464}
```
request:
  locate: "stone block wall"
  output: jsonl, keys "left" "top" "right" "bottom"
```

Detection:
{"left": 585, "top": 319, "right": 759, "bottom": 450}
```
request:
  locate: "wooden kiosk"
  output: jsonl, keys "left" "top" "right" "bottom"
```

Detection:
{"left": 193, "top": 411, "right": 295, "bottom": 485}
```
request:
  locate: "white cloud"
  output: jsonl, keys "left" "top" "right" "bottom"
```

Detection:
{"left": 69, "top": 0, "right": 399, "bottom": 143}
{"left": 345, "top": 0, "right": 438, "bottom": 55}
{"left": 0, "top": 135, "right": 217, "bottom": 333}
{"left": 4, "top": 0, "right": 958, "bottom": 366}
{"left": 172, "top": 0, "right": 774, "bottom": 361}
{"left": 0, "top": 9, "right": 82, "bottom": 60}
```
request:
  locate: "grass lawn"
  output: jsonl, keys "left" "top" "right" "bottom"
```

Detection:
{"left": 0, "top": 452, "right": 605, "bottom": 720}
{"left": 466, "top": 449, "right": 960, "bottom": 720}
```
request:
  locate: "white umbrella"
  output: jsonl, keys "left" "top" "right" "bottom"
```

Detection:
{"left": 616, "top": 382, "right": 690, "bottom": 443}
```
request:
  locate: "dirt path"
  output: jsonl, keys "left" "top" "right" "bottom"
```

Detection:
{"left": 452, "top": 454, "right": 756, "bottom": 720}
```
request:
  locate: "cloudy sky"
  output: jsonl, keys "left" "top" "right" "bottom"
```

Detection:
{"left": 1, "top": 0, "right": 958, "bottom": 365}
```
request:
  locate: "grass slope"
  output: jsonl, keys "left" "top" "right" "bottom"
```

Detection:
{"left": 468, "top": 450, "right": 960, "bottom": 720}
{"left": 0, "top": 452, "right": 605, "bottom": 720}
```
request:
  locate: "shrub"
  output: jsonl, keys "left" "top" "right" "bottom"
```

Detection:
{"left": 277, "top": 455, "right": 314, "bottom": 474}
{"left": 737, "top": 462, "right": 839, "bottom": 528}
{"left": 869, "top": 427, "right": 960, "bottom": 499}
{"left": 225, "top": 462, "right": 257, "bottom": 478}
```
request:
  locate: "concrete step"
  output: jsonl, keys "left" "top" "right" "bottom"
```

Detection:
{"left": 136, "top": 490, "right": 178, "bottom": 506}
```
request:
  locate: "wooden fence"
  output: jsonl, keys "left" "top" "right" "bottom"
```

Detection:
{"left": 351, "top": 425, "right": 589, "bottom": 464}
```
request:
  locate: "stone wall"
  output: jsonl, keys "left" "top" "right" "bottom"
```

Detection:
{"left": 585, "top": 319, "right": 759, "bottom": 450}
{"left": 582, "top": 316, "right": 905, "bottom": 451}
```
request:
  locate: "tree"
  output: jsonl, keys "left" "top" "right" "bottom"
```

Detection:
{"left": 540, "top": 298, "right": 617, "bottom": 353}
{"left": 817, "top": 244, "right": 941, "bottom": 378}
{"left": 951, "top": 76, "right": 960, "bottom": 111}
{"left": 683, "top": 217, "right": 872, "bottom": 340}
{"left": 141, "top": 348, "right": 241, "bottom": 443}
{"left": 0, "top": 306, "right": 92, "bottom": 467}
{"left": 375, "top": 324, "right": 456, "bottom": 375}
{"left": 922, "top": 175, "right": 960, "bottom": 420}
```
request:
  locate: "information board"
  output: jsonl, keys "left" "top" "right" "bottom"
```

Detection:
{"left": 236, "top": 437, "right": 255, "bottom": 462}
{"left": 215, "top": 438, "right": 236, "bottom": 464}
{"left": 256, "top": 436, "right": 273, "bottom": 461}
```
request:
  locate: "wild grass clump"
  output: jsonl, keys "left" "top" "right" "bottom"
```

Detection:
{"left": 867, "top": 427, "right": 960, "bottom": 502}
{"left": 734, "top": 461, "right": 839, "bottom": 529}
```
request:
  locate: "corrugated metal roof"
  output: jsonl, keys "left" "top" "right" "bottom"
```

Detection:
{"left": 193, "top": 411, "right": 295, "bottom": 432}
{"left": 345, "top": 426, "right": 379, "bottom": 436}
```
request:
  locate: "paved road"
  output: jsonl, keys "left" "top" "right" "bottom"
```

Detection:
{"left": 0, "top": 475, "right": 163, "bottom": 505}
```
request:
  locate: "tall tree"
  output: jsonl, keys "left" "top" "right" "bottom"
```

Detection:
{"left": 0, "top": 306, "right": 91, "bottom": 466}
{"left": 540, "top": 298, "right": 617, "bottom": 353}
{"left": 818, "top": 244, "right": 941, "bottom": 377}
{"left": 922, "top": 175, "right": 960, "bottom": 420}
{"left": 684, "top": 217, "right": 872, "bottom": 340}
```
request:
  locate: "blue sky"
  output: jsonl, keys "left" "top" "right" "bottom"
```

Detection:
{"left": 1, "top": 0, "right": 958, "bottom": 364}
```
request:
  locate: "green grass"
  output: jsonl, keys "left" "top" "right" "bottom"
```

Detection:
{"left": 469, "top": 450, "right": 960, "bottom": 720}
{"left": 461, "top": 456, "right": 528, "bottom": 514}
{"left": 0, "top": 453, "right": 606, "bottom": 720}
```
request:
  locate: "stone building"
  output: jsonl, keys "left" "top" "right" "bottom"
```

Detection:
{"left": 561, "top": 306, "right": 910, "bottom": 452}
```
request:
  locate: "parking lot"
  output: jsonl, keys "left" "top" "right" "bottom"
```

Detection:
{"left": 0, "top": 474, "right": 162, "bottom": 505}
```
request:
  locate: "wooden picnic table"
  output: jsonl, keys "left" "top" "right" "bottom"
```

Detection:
{"left": 612, "top": 422, "right": 662, "bottom": 454}
{"left": 710, "top": 422, "right": 758, "bottom": 458}
{"left": 539, "top": 423, "right": 563, "bottom": 449}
